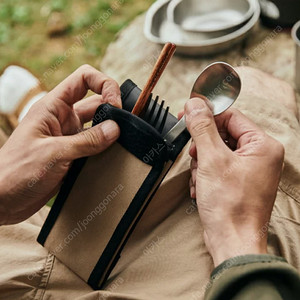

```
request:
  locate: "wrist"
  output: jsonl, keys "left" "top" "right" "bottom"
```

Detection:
{"left": 211, "top": 241, "right": 267, "bottom": 267}
{"left": 204, "top": 228, "right": 268, "bottom": 267}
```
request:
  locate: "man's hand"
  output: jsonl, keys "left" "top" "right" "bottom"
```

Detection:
{"left": 0, "top": 65, "right": 121, "bottom": 225}
{"left": 185, "top": 97, "right": 284, "bottom": 267}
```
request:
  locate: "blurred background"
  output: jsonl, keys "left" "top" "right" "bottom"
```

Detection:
{"left": 0, "top": 0, "right": 154, "bottom": 90}
{"left": 0, "top": 0, "right": 299, "bottom": 136}
{"left": 0, "top": 0, "right": 155, "bottom": 133}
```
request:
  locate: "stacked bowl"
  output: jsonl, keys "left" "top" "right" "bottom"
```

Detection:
{"left": 144, "top": 0, "right": 260, "bottom": 56}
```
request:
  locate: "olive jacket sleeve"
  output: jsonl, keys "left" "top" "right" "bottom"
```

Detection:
{"left": 205, "top": 254, "right": 300, "bottom": 300}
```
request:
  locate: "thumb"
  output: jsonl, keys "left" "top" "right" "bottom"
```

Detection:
{"left": 61, "top": 120, "right": 120, "bottom": 160}
{"left": 185, "top": 97, "right": 225, "bottom": 158}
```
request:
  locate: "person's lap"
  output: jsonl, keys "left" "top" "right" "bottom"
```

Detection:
{"left": 1, "top": 67, "right": 300, "bottom": 300}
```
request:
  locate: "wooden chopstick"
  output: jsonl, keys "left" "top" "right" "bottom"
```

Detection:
{"left": 131, "top": 42, "right": 176, "bottom": 116}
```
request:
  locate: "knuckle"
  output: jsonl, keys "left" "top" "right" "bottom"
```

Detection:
{"left": 103, "top": 77, "right": 118, "bottom": 89}
{"left": 103, "top": 89, "right": 116, "bottom": 101}
{"left": 26, "top": 97, "right": 50, "bottom": 118}
{"left": 190, "top": 118, "right": 212, "bottom": 137}
{"left": 82, "top": 129, "right": 103, "bottom": 150}
{"left": 78, "top": 64, "right": 93, "bottom": 73}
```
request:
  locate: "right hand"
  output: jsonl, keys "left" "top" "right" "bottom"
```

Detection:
{"left": 185, "top": 98, "right": 284, "bottom": 267}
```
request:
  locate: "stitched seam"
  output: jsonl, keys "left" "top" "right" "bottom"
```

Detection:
{"left": 211, "top": 255, "right": 286, "bottom": 278}
{"left": 34, "top": 253, "right": 55, "bottom": 300}
{"left": 230, "top": 259, "right": 284, "bottom": 268}
{"left": 212, "top": 260, "right": 286, "bottom": 279}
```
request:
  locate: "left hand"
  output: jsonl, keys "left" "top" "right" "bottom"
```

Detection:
{"left": 183, "top": 97, "right": 284, "bottom": 266}
{"left": 0, "top": 65, "right": 121, "bottom": 225}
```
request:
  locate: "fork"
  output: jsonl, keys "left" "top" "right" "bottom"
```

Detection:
{"left": 140, "top": 93, "right": 170, "bottom": 134}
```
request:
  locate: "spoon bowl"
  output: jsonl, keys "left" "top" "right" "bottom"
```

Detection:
{"left": 191, "top": 62, "right": 241, "bottom": 115}
{"left": 163, "top": 62, "right": 241, "bottom": 143}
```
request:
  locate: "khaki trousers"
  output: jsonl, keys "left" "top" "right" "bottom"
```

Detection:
{"left": 1, "top": 72, "right": 300, "bottom": 300}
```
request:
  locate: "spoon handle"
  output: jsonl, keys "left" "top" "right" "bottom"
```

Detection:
{"left": 163, "top": 116, "right": 186, "bottom": 143}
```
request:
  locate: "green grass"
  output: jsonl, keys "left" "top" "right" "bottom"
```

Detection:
{"left": 0, "top": 0, "right": 155, "bottom": 91}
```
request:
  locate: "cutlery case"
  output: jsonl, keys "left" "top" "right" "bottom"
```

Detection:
{"left": 37, "top": 79, "right": 190, "bottom": 289}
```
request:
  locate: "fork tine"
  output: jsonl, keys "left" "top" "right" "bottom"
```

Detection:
{"left": 145, "top": 95, "right": 158, "bottom": 122}
{"left": 152, "top": 100, "right": 164, "bottom": 129}
{"left": 139, "top": 94, "right": 170, "bottom": 134}
{"left": 158, "top": 105, "right": 169, "bottom": 133}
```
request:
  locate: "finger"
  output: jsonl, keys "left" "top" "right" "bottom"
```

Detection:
{"left": 189, "top": 140, "right": 197, "bottom": 159}
{"left": 50, "top": 64, "right": 122, "bottom": 108}
{"left": 178, "top": 110, "right": 184, "bottom": 120}
{"left": 191, "top": 168, "right": 197, "bottom": 185}
{"left": 190, "top": 187, "right": 196, "bottom": 199}
{"left": 189, "top": 177, "right": 194, "bottom": 190}
{"left": 190, "top": 180, "right": 196, "bottom": 199}
{"left": 57, "top": 120, "right": 120, "bottom": 160}
{"left": 214, "top": 108, "right": 263, "bottom": 148}
{"left": 190, "top": 93, "right": 214, "bottom": 112}
{"left": 74, "top": 94, "right": 104, "bottom": 124}
{"left": 185, "top": 97, "right": 226, "bottom": 158}
{"left": 190, "top": 159, "right": 197, "bottom": 186}
{"left": 190, "top": 157, "right": 197, "bottom": 171}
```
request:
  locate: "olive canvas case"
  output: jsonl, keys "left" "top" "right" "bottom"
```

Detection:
{"left": 37, "top": 80, "right": 190, "bottom": 289}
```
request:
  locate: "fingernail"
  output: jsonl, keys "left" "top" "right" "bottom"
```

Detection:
{"left": 186, "top": 99, "right": 205, "bottom": 116}
{"left": 101, "top": 120, "right": 119, "bottom": 141}
{"left": 190, "top": 108, "right": 205, "bottom": 117}
{"left": 190, "top": 186, "right": 196, "bottom": 198}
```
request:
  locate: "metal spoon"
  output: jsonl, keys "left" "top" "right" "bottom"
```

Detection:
{"left": 164, "top": 62, "right": 241, "bottom": 143}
